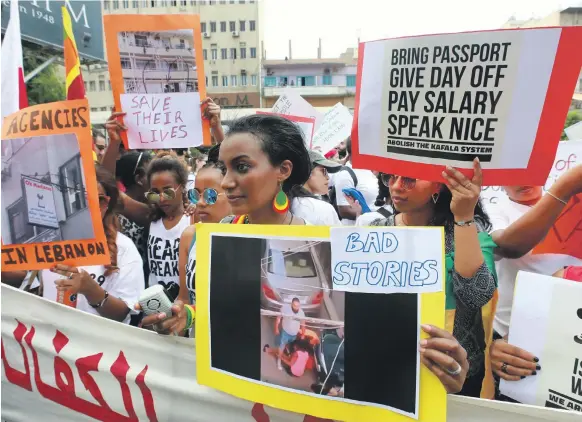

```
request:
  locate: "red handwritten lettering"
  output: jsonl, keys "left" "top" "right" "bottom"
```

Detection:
{"left": 1, "top": 320, "right": 33, "bottom": 391}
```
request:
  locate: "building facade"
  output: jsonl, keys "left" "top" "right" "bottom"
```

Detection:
{"left": 86, "top": 0, "right": 264, "bottom": 125}
{"left": 261, "top": 48, "right": 358, "bottom": 109}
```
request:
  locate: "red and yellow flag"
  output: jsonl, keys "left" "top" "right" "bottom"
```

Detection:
{"left": 62, "top": 6, "right": 85, "bottom": 100}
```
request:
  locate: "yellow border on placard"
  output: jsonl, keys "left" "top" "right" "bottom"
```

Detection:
{"left": 196, "top": 224, "right": 446, "bottom": 422}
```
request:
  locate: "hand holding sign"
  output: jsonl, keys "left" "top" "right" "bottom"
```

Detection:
{"left": 442, "top": 158, "right": 483, "bottom": 221}
{"left": 105, "top": 112, "right": 127, "bottom": 142}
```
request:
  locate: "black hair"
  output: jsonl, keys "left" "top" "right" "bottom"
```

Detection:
{"left": 92, "top": 130, "right": 105, "bottom": 141}
{"left": 146, "top": 151, "right": 189, "bottom": 220}
{"left": 116, "top": 151, "right": 151, "bottom": 189}
{"left": 173, "top": 148, "right": 187, "bottom": 156}
{"left": 375, "top": 174, "right": 390, "bottom": 206}
{"left": 346, "top": 136, "right": 352, "bottom": 156}
{"left": 292, "top": 297, "right": 300, "bottom": 304}
{"left": 202, "top": 144, "right": 221, "bottom": 169}
{"left": 226, "top": 114, "right": 311, "bottom": 196}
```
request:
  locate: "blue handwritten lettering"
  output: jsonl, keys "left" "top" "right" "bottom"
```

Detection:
{"left": 345, "top": 231, "right": 399, "bottom": 253}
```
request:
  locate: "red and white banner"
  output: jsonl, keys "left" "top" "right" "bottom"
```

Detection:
{"left": 1, "top": 286, "right": 577, "bottom": 422}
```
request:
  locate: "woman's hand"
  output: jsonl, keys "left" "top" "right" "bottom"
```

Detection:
{"left": 490, "top": 338, "right": 539, "bottom": 381}
{"left": 419, "top": 324, "right": 469, "bottom": 394}
{"left": 51, "top": 264, "right": 94, "bottom": 295}
{"left": 344, "top": 194, "right": 362, "bottom": 219}
{"left": 552, "top": 163, "right": 582, "bottom": 199}
{"left": 442, "top": 157, "right": 482, "bottom": 221}
{"left": 135, "top": 300, "right": 188, "bottom": 335}
{"left": 201, "top": 97, "right": 221, "bottom": 128}
{"left": 105, "top": 112, "right": 127, "bottom": 141}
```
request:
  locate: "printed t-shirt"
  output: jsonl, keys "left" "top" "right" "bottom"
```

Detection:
{"left": 281, "top": 303, "right": 305, "bottom": 336}
{"left": 147, "top": 215, "right": 190, "bottom": 291}
{"left": 355, "top": 205, "right": 393, "bottom": 226}
{"left": 333, "top": 163, "right": 379, "bottom": 226}
{"left": 487, "top": 196, "right": 582, "bottom": 337}
{"left": 42, "top": 232, "right": 144, "bottom": 324}
{"left": 291, "top": 197, "right": 341, "bottom": 226}
{"left": 186, "top": 235, "right": 196, "bottom": 304}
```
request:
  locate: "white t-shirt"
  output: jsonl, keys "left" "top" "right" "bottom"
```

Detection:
{"left": 487, "top": 196, "right": 582, "bottom": 337}
{"left": 186, "top": 173, "right": 195, "bottom": 191}
{"left": 147, "top": 215, "right": 190, "bottom": 290}
{"left": 355, "top": 205, "right": 393, "bottom": 226}
{"left": 185, "top": 235, "right": 196, "bottom": 305}
{"left": 281, "top": 303, "right": 305, "bottom": 336}
{"left": 41, "top": 232, "right": 144, "bottom": 324}
{"left": 291, "top": 197, "right": 341, "bottom": 226}
{"left": 333, "top": 163, "right": 379, "bottom": 226}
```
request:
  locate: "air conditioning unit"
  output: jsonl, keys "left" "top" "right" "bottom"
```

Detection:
{"left": 203, "top": 32, "right": 211, "bottom": 38}
{"left": 232, "top": 31, "right": 239, "bottom": 37}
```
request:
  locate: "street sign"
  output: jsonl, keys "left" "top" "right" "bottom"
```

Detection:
{"left": 1, "top": 0, "right": 104, "bottom": 61}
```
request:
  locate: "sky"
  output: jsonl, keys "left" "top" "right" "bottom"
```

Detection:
{"left": 263, "top": 0, "right": 582, "bottom": 59}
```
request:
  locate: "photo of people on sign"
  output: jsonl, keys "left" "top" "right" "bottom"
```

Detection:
{"left": 1, "top": 134, "right": 94, "bottom": 246}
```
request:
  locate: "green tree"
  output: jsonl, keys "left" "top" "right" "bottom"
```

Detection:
{"left": 22, "top": 40, "right": 65, "bottom": 106}
{"left": 562, "top": 110, "right": 582, "bottom": 140}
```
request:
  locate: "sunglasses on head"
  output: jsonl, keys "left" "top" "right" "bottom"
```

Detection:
{"left": 145, "top": 186, "right": 181, "bottom": 203}
{"left": 188, "top": 188, "right": 223, "bottom": 205}
{"left": 380, "top": 174, "right": 417, "bottom": 190}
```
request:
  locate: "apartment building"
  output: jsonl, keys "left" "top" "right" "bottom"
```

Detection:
{"left": 262, "top": 46, "right": 358, "bottom": 109}
{"left": 85, "top": 0, "right": 263, "bottom": 125}
{"left": 502, "top": 7, "right": 582, "bottom": 108}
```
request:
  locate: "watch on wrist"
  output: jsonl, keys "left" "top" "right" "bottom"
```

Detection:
{"left": 454, "top": 219, "right": 475, "bottom": 227}
{"left": 90, "top": 290, "right": 109, "bottom": 309}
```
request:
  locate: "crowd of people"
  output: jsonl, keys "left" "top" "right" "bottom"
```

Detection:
{"left": 2, "top": 96, "right": 581, "bottom": 403}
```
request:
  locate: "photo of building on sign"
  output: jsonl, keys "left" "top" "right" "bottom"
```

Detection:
{"left": 1, "top": 135, "right": 95, "bottom": 245}
{"left": 117, "top": 29, "right": 198, "bottom": 94}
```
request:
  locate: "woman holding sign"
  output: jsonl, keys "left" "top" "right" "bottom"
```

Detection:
{"left": 370, "top": 158, "right": 497, "bottom": 397}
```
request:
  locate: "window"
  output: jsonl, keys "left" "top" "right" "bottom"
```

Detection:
{"left": 240, "top": 48, "right": 246, "bottom": 59}
{"left": 267, "top": 249, "right": 316, "bottom": 278}
{"left": 230, "top": 0, "right": 234, "bottom": 3}
{"left": 241, "top": 73, "right": 247, "bottom": 86}
{"left": 250, "top": 47, "right": 256, "bottom": 58}
{"left": 99, "top": 80, "right": 106, "bottom": 91}
{"left": 220, "top": 21, "right": 226, "bottom": 32}
{"left": 231, "top": 75, "right": 237, "bottom": 86}
{"left": 222, "top": 76, "right": 228, "bottom": 86}
{"left": 322, "top": 74, "right": 332, "bottom": 85}
{"left": 210, "top": 21, "right": 216, "bottom": 32}
{"left": 239, "top": 0, "right": 245, "bottom": 3}
{"left": 191, "top": 0, "right": 196, "bottom": 4}
{"left": 59, "top": 155, "right": 87, "bottom": 218}
{"left": 230, "top": 48, "right": 237, "bottom": 59}
{"left": 201, "top": 22, "right": 207, "bottom": 33}
{"left": 123, "top": 0, "right": 129, "bottom": 7}
{"left": 346, "top": 75, "right": 356, "bottom": 87}
{"left": 212, "top": 75, "right": 218, "bottom": 87}
{"left": 134, "top": 34, "right": 148, "bottom": 46}
{"left": 219, "top": 0, "right": 226, "bottom": 3}
{"left": 132, "top": 0, "right": 139, "bottom": 6}
{"left": 181, "top": 0, "right": 187, "bottom": 5}
{"left": 89, "top": 81, "right": 96, "bottom": 91}
{"left": 211, "top": 48, "right": 217, "bottom": 60}
{"left": 84, "top": 81, "right": 87, "bottom": 91}
{"left": 142, "top": 0, "right": 148, "bottom": 7}
{"left": 250, "top": 20, "right": 256, "bottom": 31}
{"left": 100, "top": 107, "right": 108, "bottom": 111}
{"left": 203, "top": 49, "right": 207, "bottom": 60}
{"left": 229, "top": 21, "right": 235, "bottom": 32}
{"left": 7, "top": 198, "right": 35, "bottom": 244}
{"left": 109, "top": 81, "right": 112, "bottom": 90}
{"left": 210, "top": 0, "right": 216, "bottom": 4}
{"left": 91, "top": 107, "right": 98, "bottom": 112}
{"left": 239, "top": 20, "right": 246, "bottom": 31}
{"left": 104, "top": 0, "right": 110, "bottom": 9}
{"left": 251, "top": 74, "right": 257, "bottom": 86}
{"left": 171, "top": 0, "right": 177, "bottom": 5}
{"left": 221, "top": 48, "right": 227, "bottom": 59}
{"left": 120, "top": 58, "right": 132, "bottom": 69}
{"left": 264, "top": 76, "right": 276, "bottom": 87}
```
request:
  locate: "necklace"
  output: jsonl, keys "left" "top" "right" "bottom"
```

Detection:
{"left": 239, "top": 213, "right": 295, "bottom": 225}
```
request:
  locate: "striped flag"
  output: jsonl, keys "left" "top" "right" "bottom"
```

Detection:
{"left": 62, "top": 6, "right": 85, "bottom": 100}
{"left": 1, "top": 0, "right": 28, "bottom": 120}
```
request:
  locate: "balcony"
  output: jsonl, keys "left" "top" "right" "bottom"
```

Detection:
{"left": 262, "top": 75, "right": 356, "bottom": 98}
{"left": 121, "top": 68, "right": 197, "bottom": 81}
{"left": 118, "top": 41, "right": 195, "bottom": 58}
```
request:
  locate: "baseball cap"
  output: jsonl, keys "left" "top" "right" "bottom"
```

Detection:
{"left": 308, "top": 150, "right": 342, "bottom": 173}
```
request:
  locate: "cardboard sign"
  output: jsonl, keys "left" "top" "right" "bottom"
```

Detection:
{"left": 271, "top": 89, "right": 325, "bottom": 129}
{"left": 564, "top": 120, "right": 582, "bottom": 141}
{"left": 311, "top": 103, "right": 353, "bottom": 154}
{"left": 195, "top": 224, "right": 446, "bottom": 422}
{"left": 104, "top": 14, "right": 210, "bottom": 148}
{"left": 353, "top": 27, "right": 582, "bottom": 185}
{"left": 501, "top": 271, "right": 582, "bottom": 412}
{"left": 1, "top": 100, "right": 109, "bottom": 270}
{"left": 256, "top": 111, "right": 316, "bottom": 148}
{"left": 330, "top": 227, "right": 445, "bottom": 294}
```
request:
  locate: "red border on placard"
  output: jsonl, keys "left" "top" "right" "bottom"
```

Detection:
{"left": 351, "top": 26, "right": 582, "bottom": 186}
{"left": 256, "top": 111, "right": 316, "bottom": 148}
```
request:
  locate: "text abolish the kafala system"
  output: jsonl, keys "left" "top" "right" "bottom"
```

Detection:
{"left": 386, "top": 42, "right": 512, "bottom": 162}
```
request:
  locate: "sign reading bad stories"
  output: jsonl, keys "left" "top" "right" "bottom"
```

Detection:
{"left": 330, "top": 226, "right": 445, "bottom": 294}
{"left": 353, "top": 27, "right": 582, "bottom": 185}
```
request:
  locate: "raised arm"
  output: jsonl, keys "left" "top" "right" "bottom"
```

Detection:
{"left": 201, "top": 97, "right": 224, "bottom": 144}
{"left": 100, "top": 112, "right": 127, "bottom": 175}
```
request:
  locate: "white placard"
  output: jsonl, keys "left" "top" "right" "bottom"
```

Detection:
{"left": 564, "top": 120, "right": 582, "bottom": 141}
{"left": 311, "top": 103, "right": 353, "bottom": 153}
{"left": 500, "top": 271, "right": 582, "bottom": 412}
{"left": 271, "top": 89, "right": 324, "bottom": 129}
{"left": 22, "top": 176, "right": 59, "bottom": 229}
{"left": 330, "top": 227, "right": 445, "bottom": 294}
{"left": 120, "top": 92, "right": 203, "bottom": 149}
{"left": 296, "top": 120, "right": 315, "bottom": 147}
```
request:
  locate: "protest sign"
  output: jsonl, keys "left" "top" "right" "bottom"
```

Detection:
{"left": 329, "top": 227, "right": 445, "bottom": 294}
{"left": 257, "top": 111, "right": 315, "bottom": 147}
{"left": 311, "top": 103, "right": 353, "bottom": 154}
{"left": 564, "top": 120, "right": 582, "bottom": 141}
{"left": 104, "top": 14, "right": 210, "bottom": 148}
{"left": 500, "top": 272, "right": 582, "bottom": 413}
{"left": 195, "top": 224, "right": 446, "bottom": 422}
{"left": 353, "top": 27, "right": 582, "bottom": 185}
{"left": 1, "top": 100, "right": 109, "bottom": 271}
{"left": 271, "top": 89, "right": 325, "bottom": 129}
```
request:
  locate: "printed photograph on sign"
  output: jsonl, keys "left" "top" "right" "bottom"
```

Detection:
{"left": 1, "top": 134, "right": 94, "bottom": 245}
{"left": 104, "top": 14, "right": 210, "bottom": 149}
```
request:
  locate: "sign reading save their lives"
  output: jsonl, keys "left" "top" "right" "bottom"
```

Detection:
{"left": 22, "top": 176, "right": 59, "bottom": 229}
{"left": 353, "top": 27, "right": 582, "bottom": 185}
{"left": 330, "top": 227, "right": 445, "bottom": 294}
